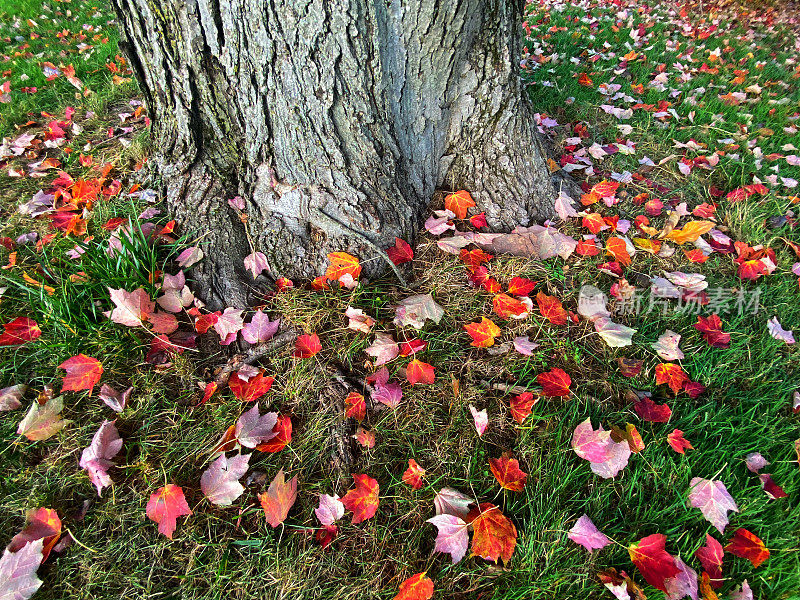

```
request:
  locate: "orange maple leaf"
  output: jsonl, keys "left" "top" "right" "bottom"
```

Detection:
{"left": 393, "top": 572, "right": 434, "bottom": 600}
{"left": 489, "top": 453, "right": 528, "bottom": 492}
{"left": 463, "top": 316, "right": 501, "bottom": 348}
{"left": 402, "top": 459, "right": 426, "bottom": 490}
{"left": 259, "top": 469, "right": 298, "bottom": 528}
{"left": 444, "top": 190, "right": 476, "bottom": 220}
{"left": 606, "top": 237, "right": 632, "bottom": 267}
{"left": 325, "top": 252, "right": 361, "bottom": 282}
{"left": 341, "top": 473, "right": 379, "bottom": 524}
{"left": 492, "top": 293, "right": 529, "bottom": 319}
{"left": 406, "top": 359, "right": 435, "bottom": 385}
{"left": 536, "top": 291, "right": 568, "bottom": 325}
{"left": 655, "top": 363, "right": 689, "bottom": 394}
{"left": 725, "top": 528, "right": 769, "bottom": 568}
{"left": 467, "top": 503, "right": 517, "bottom": 564}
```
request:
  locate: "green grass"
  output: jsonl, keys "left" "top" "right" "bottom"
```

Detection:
{"left": 1, "top": 0, "right": 800, "bottom": 599}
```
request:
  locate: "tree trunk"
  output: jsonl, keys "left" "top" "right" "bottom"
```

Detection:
{"left": 111, "top": 0, "right": 556, "bottom": 309}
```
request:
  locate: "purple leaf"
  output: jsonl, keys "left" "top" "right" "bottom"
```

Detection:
{"left": 426, "top": 514, "right": 470, "bottom": 564}
{"left": 235, "top": 405, "right": 278, "bottom": 449}
{"left": 79, "top": 420, "right": 123, "bottom": 496}
{"left": 0, "top": 539, "right": 44, "bottom": 600}
{"left": 200, "top": 453, "right": 250, "bottom": 506}
{"left": 99, "top": 384, "right": 132, "bottom": 413}
{"left": 567, "top": 514, "right": 611, "bottom": 552}
{"left": 240, "top": 310, "right": 279, "bottom": 345}
{"left": 688, "top": 478, "right": 739, "bottom": 533}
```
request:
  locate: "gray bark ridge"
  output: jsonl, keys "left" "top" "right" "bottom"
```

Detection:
{"left": 112, "top": 0, "right": 556, "bottom": 309}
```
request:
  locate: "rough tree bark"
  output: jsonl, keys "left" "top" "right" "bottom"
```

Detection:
{"left": 111, "top": 0, "right": 557, "bottom": 309}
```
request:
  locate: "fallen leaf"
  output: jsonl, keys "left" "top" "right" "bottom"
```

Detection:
{"left": 655, "top": 363, "right": 689, "bottom": 394}
{"left": 59, "top": 354, "right": 103, "bottom": 392}
{"left": 255, "top": 414, "right": 292, "bottom": 453}
{"left": 341, "top": 474, "right": 379, "bottom": 524}
{"left": 467, "top": 503, "right": 517, "bottom": 564}
{"left": 79, "top": 420, "right": 123, "bottom": 496}
{"left": 426, "top": 514, "right": 470, "bottom": 564}
{"left": 568, "top": 514, "right": 611, "bottom": 553}
{"left": 469, "top": 404, "right": 487, "bottom": 436}
{"left": 537, "top": 367, "right": 571, "bottom": 397}
{"left": 17, "top": 396, "right": 69, "bottom": 441}
{"left": 694, "top": 315, "right": 731, "bottom": 348}
{"left": 628, "top": 534, "right": 680, "bottom": 592}
{"left": 293, "top": 333, "right": 321, "bottom": 358}
{"left": 0, "top": 317, "right": 41, "bottom": 346}
{"left": 393, "top": 294, "right": 445, "bottom": 329}
{"left": 200, "top": 453, "right": 250, "bottom": 506}
{"left": 463, "top": 316, "right": 502, "bottom": 348}
{"left": 689, "top": 478, "right": 739, "bottom": 533}
{"left": 6, "top": 508, "right": 61, "bottom": 561}
{"left": 0, "top": 539, "right": 44, "bottom": 600}
{"left": 240, "top": 311, "right": 280, "bottom": 344}
{"left": 315, "top": 494, "right": 344, "bottom": 527}
{"left": 444, "top": 190, "right": 475, "bottom": 219}
{"left": 509, "top": 392, "right": 537, "bottom": 424}
{"left": 365, "top": 333, "right": 400, "bottom": 366}
{"left": 146, "top": 484, "right": 192, "bottom": 538}
{"left": 235, "top": 405, "right": 278, "bottom": 448}
{"left": 536, "top": 291, "right": 568, "bottom": 325}
{"left": 434, "top": 487, "right": 472, "bottom": 518}
{"left": 386, "top": 238, "right": 414, "bottom": 265}
{"left": 393, "top": 572, "right": 434, "bottom": 600}
{"left": 258, "top": 469, "right": 298, "bottom": 527}
{"left": 406, "top": 359, "right": 435, "bottom": 385}
{"left": 402, "top": 459, "right": 426, "bottom": 490}
{"left": 725, "top": 529, "right": 769, "bottom": 568}
{"left": 667, "top": 429, "right": 693, "bottom": 454}
{"left": 489, "top": 453, "right": 527, "bottom": 491}
{"left": 696, "top": 534, "right": 724, "bottom": 589}
{"left": 325, "top": 252, "right": 361, "bottom": 283}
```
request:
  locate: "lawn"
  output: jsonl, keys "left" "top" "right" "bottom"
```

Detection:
{"left": 0, "top": 0, "right": 798, "bottom": 599}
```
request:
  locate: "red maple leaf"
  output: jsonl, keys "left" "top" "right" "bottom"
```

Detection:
{"left": 393, "top": 572, "right": 434, "bottom": 600}
{"left": 507, "top": 276, "right": 536, "bottom": 296}
{"left": 146, "top": 484, "right": 192, "bottom": 538}
{"left": 406, "top": 359, "right": 435, "bottom": 385}
{"left": 537, "top": 368, "right": 571, "bottom": 397}
{"left": 256, "top": 415, "right": 292, "bottom": 452}
{"left": 344, "top": 392, "right": 366, "bottom": 421}
{"left": 341, "top": 474, "right": 379, "bottom": 524}
{"left": 467, "top": 503, "right": 517, "bottom": 564}
{"left": 655, "top": 363, "right": 689, "bottom": 394}
{"left": 59, "top": 354, "right": 103, "bottom": 392}
{"left": 725, "top": 528, "right": 769, "bottom": 568}
{"left": 696, "top": 534, "right": 724, "bottom": 589}
{"left": 293, "top": 333, "right": 321, "bottom": 358}
{"left": 489, "top": 453, "right": 528, "bottom": 492}
{"left": 628, "top": 534, "right": 680, "bottom": 592}
{"left": 228, "top": 370, "right": 274, "bottom": 402}
{"left": 6, "top": 507, "right": 62, "bottom": 561}
{"left": 386, "top": 238, "right": 414, "bottom": 265}
{"left": 509, "top": 392, "right": 537, "bottom": 424}
{"left": 0, "top": 317, "right": 41, "bottom": 346}
{"left": 536, "top": 291, "right": 568, "bottom": 325}
{"left": 633, "top": 396, "right": 672, "bottom": 423}
{"left": 401, "top": 459, "right": 426, "bottom": 490}
{"left": 694, "top": 314, "right": 731, "bottom": 348}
